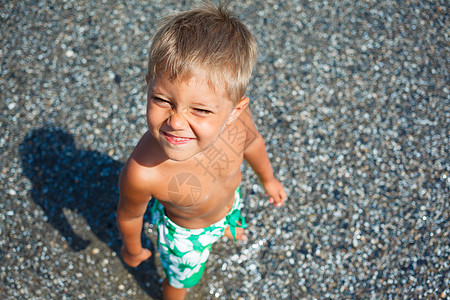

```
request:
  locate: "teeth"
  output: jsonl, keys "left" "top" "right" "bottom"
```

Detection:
{"left": 164, "top": 132, "right": 191, "bottom": 143}
{"left": 172, "top": 135, "right": 186, "bottom": 140}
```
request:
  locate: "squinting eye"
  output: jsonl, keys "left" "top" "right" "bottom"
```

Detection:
{"left": 194, "top": 109, "right": 212, "bottom": 115}
{"left": 152, "top": 97, "right": 171, "bottom": 106}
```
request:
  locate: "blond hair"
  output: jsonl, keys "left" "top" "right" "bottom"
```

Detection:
{"left": 147, "top": 2, "right": 257, "bottom": 103}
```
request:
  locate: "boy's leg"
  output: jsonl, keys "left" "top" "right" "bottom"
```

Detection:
{"left": 162, "top": 278, "right": 187, "bottom": 300}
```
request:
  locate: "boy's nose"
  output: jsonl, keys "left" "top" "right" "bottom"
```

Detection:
{"left": 167, "top": 111, "right": 188, "bottom": 130}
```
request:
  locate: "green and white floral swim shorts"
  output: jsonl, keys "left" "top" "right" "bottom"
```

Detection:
{"left": 150, "top": 187, "right": 246, "bottom": 289}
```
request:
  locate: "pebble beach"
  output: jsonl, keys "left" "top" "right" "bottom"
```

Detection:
{"left": 1, "top": 0, "right": 448, "bottom": 299}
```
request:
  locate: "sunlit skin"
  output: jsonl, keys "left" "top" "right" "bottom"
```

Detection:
{"left": 117, "top": 71, "right": 287, "bottom": 299}
{"left": 146, "top": 73, "right": 238, "bottom": 162}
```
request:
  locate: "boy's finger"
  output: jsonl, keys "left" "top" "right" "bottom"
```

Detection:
{"left": 275, "top": 194, "right": 285, "bottom": 206}
{"left": 275, "top": 197, "right": 283, "bottom": 206}
{"left": 280, "top": 190, "right": 287, "bottom": 202}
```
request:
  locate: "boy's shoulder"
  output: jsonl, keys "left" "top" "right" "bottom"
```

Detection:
{"left": 129, "top": 131, "right": 164, "bottom": 167}
{"left": 119, "top": 132, "right": 164, "bottom": 198}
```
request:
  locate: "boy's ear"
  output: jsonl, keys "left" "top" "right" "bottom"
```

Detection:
{"left": 226, "top": 97, "right": 249, "bottom": 126}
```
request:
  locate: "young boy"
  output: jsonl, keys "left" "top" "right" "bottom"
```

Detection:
{"left": 117, "top": 3, "right": 286, "bottom": 299}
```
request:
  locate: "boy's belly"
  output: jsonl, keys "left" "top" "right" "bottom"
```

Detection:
{"left": 156, "top": 175, "right": 241, "bottom": 229}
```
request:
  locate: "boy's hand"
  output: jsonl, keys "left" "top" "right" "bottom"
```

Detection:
{"left": 262, "top": 177, "right": 287, "bottom": 207}
{"left": 121, "top": 246, "right": 152, "bottom": 268}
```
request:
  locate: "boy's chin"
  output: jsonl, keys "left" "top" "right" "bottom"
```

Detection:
{"left": 163, "top": 149, "right": 198, "bottom": 162}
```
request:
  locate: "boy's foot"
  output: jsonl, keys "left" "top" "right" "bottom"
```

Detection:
{"left": 224, "top": 226, "right": 248, "bottom": 241}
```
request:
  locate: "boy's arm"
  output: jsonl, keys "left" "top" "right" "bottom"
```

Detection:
{"left": 117, "top": 159, "right": 152, "bottom": 267}
{"left": 242, "top": 107, "right": 287, "bottom": 207}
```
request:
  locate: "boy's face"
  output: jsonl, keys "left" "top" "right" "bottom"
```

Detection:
{"left": 146, "top": 72, "right": 247, "bottom": 161}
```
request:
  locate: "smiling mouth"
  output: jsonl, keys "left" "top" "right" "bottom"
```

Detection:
{"left": 162, "top": 131, "right": 195, "bottom": 145}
